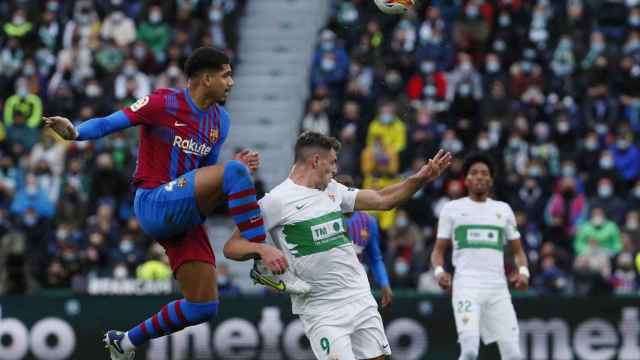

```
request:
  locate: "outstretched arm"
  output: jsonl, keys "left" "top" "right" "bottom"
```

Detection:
{"left": 354, "top": 150, "right": 452, "bottom": 211}
{"left": 44, "top": 111, "right": 133, "bottom": 141}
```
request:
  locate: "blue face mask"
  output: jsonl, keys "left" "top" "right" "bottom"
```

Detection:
{"left": 380, "top": 114, "right": 393, "bottom": 124}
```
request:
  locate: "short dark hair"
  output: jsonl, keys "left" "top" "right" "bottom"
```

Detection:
{"left": 462, "top": 152, "right": 496, "bottom": 178}
{"left": 184, "top": 47, "right": 230, "bottom": 78}
{"left": 294, "top": 132, "right": 341, "bottom": 163}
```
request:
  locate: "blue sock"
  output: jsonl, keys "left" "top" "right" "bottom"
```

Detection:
{"left": 126, "top": 299, "right": 218, "bottom": 347}
{"left": 223, "top": 160, "right": 266, "bottom": 242}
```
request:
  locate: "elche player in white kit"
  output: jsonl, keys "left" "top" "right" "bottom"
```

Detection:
{"left": 431, "top": 153, "right": 529, "bottom": 360}
{"left": 224, "top": 132, "right": 451, "bottom": 360}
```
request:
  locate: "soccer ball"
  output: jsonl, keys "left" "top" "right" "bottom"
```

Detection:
{"left": 374, "top": 0, "right": 415, "bottom": 15}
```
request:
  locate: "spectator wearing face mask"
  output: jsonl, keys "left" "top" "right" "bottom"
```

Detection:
{"left": 573, "top": 237, "right": 612, "bottom": 296}
{"left": 575, "top": 207, "right": 621, "bottom": 257}
{"left": 4, "top": 77, "right": 43, "bottom": 129}
{"left": 511, "top": 178, "right": 548, "bottom": 226}
{"left": 589, "top": 178, "right": 627, "bottom": 224}
{"left": 407, "top": 59, "right": 448, "bottom": 103}
{"left": 366, "top": 102, "right": 407, "bottom": 155}
{"left": 3, "top": 9, "right": 34, "bottom": 44}
{"left": 610, "top": 132, "right": 640, "bottom": 184}
{"left": 114, "top": 58, "right": 151, "bottom": 102}
{"left": 544, "top": 176, "right": 589, "bottom": 248}
{"left": 301, "top": 99, "right": 330, "bottom": 136}
{"left": 137, "top": 5, "right": 171, "bottom": 63}
{"left": 101, "top": 11, "right": 136, "bottom": 48}
{"left": 387, "top": 209, "right": 425, "bottom": 288}
{"left": 453, "top": 0, "right": 490, "bottom": 55}
{"left": 10, "top": 173, "right": 55, "bottom": 219}
{"left": 310, "top": 29, "right": 350, "bottom": 92}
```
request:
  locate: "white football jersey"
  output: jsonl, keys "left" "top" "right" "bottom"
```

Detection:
{"left": 437, "top": 197, "right": 520, "bottom": 288}
{"left": 259, "top": 178, "right": 372, "bottom": 315}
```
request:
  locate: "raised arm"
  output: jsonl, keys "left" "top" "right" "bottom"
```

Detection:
{"left": 44, "top": 111, "right": 133, "bottom": 141}
{"left": 354, "top": 150, "right": 452, "bottom": 211}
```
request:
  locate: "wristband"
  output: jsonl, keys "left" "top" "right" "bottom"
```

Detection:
{"left": 434, "top": 266, "right": 445, "bottom": 278}
{"left": 519, "top": 266, "right": 530, "bottom": 278}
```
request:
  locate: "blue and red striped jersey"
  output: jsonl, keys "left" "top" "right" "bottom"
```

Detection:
{"left": 121, "top": 88, "right": 230, "bottom": 189}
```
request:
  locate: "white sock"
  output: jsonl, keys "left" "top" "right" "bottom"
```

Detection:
{"left": 120, "top": 332, "right": 135, "bottom": 352}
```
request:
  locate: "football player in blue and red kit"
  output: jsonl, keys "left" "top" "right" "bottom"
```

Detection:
{"left": 44, "top": 47, "right": 288, "bottom": 360}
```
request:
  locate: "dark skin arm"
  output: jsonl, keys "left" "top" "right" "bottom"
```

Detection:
{"left": 430, "top": 238, "right": 452, "bottom": 291}
{"left": 508, "top": 239, "right": 529, "bottom": 291}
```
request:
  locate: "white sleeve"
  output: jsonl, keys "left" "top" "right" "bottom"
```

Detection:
{"left": 334, "top": 180, "right": 359, "bottom": 213}
{"left": 436, "top": 203, "right": 453, "bottom": 239}
{"left": 505, "top": 205, "right": 521, "bottom": 241}
{"left": 258, "top": 194, "right": 283, "bottom": 232}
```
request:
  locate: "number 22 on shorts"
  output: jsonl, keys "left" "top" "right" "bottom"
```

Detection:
{"left": 457, "top": 300, "right": 471, "bottom": 313}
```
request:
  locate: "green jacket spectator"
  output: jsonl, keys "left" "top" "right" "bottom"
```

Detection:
{"left": 575, "top": 207, "right": 622, "bottom": 256}
{"left": 4, "top": 9, "right": 33, "bottom": 40}
{"left": 137, "top": 5, "right": 170, "bottom": 60}
{"left": 4, "top": 92, "right": 43, "bottom": 129}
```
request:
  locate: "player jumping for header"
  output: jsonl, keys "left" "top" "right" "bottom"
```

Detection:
{"left": 224, "top": 132, "right": 451, "bottom": 360}
{"left": 44, "top": 47, "right": 288, "bottom": 360}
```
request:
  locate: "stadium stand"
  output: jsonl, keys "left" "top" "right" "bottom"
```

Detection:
{"left": 1, "top": 0, "right": 640, "bottom": 300}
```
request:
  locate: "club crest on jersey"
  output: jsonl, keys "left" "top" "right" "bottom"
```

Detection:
{"left": 328, "top": 193, "right": 336, "bottom": 202}
{"left": 210, "top": 128, "right": 219, "bottom": 142}
{"left": 177, "top": 177, "right": 187, "bottom": 188}
{"left": 130, "top": 96, "right": 149, "bottom": 112}
{"left": 360, "top": 228, "right": 369, "bottom": 240}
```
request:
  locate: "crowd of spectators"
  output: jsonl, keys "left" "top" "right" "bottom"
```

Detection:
{"left": 302, "top": 0, "right": 640, "bottom": 296}
{"left": 2, "top": 0, "right": 640, "bottom": 298}
{"left": 0, "top": 0, "right": 246, "bottom": 294}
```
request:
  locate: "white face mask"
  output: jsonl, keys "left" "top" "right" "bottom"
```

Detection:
{"left": 149, "top": 11, "right": 162, "bottom": 23}
{"left": 598, "top": 185, "right": 612, "bottom": 198}
{"left": 394, "top": 260, "right": 409, "bottom": 277}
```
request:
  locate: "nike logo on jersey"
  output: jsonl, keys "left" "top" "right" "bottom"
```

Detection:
{"left": 174, "top": 121, "right": 187, "bottom": 127}
{"left": 296, "top": 204, "right": 306, "bottom": 210}
{"left": 250, "top": 216, "right": 260, "bottom": 224}
{"left": 382, "top": 344, "right": 389, "bottom": 349}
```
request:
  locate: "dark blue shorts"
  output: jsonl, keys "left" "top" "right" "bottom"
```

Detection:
{"left": 134, "top": 170, "right": 205, "bottom": 240}
{"left": 134, "top": 170, "right": 215, "bottom": 271}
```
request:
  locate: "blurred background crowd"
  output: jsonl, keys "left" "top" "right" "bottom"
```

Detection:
{"left": 1, "top": 0, "right": 640, "bottom": 298}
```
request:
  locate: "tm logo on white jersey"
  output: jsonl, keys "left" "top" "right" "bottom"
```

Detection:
{"left": 173, "top": 136, "right": 212, "bottom": 156}
{"left": 311, "top": 219, "right": 344, "bottom": 244}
